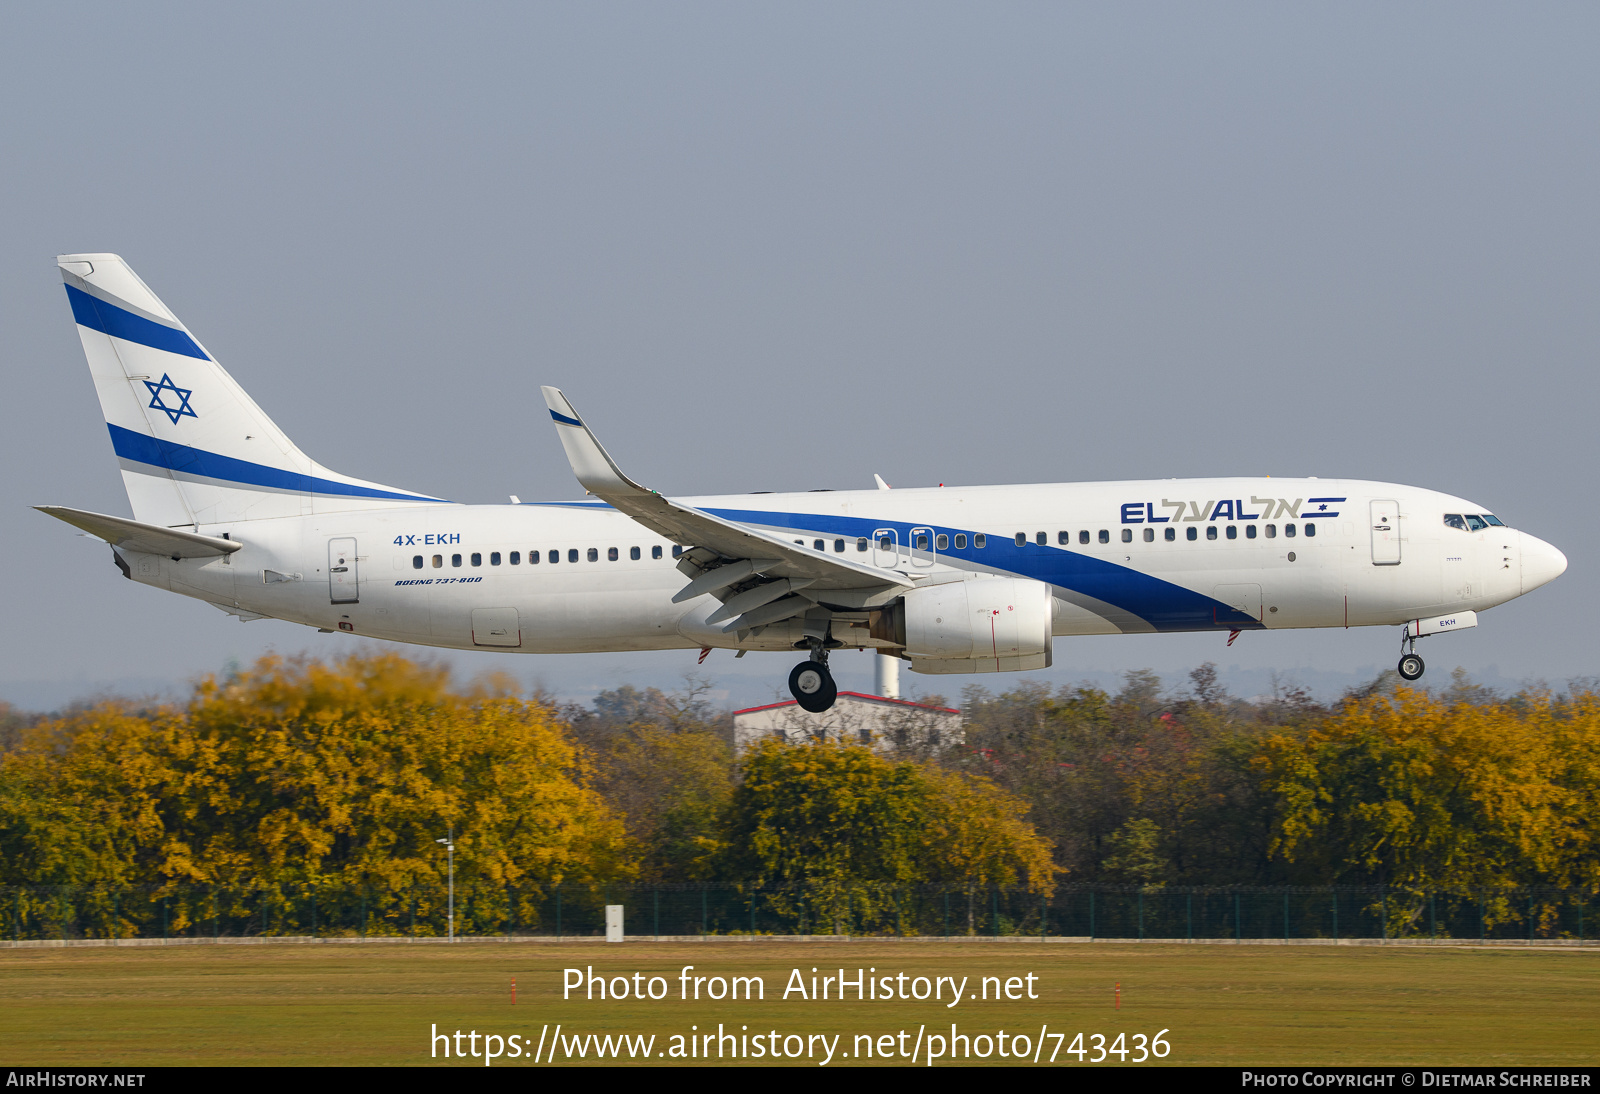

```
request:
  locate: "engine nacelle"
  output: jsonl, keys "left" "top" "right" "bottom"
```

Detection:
{"left": 876, "top": 577, "right": 1054, "bottom": 673}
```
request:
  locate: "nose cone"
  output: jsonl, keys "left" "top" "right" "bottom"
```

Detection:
{"left": 1520, "top": 532, "right": 1567, "bottom": 594}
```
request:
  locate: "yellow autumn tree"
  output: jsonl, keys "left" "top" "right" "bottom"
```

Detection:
{"left": 718, "top": 739, "right": 1056, "bottom": 934}
{"left": 918, "top": 765, "right": 1059, "bottom": 933}
{"left": 1259, "top": 685, "right": 1600, "bottom": 931}
{"left": 0, "top": 652, "right": 633, "bottom": 935}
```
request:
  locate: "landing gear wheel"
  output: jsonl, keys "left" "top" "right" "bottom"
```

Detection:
{"left": 1398, "top": 653, "right": 1425, "bottom": 681}
{"left": 789, "top": 659, "right": 838, "bottom": 713}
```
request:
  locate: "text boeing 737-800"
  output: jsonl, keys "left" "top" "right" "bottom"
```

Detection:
{"left": 40, "top": 254, "right": 1567, "bottom": 711}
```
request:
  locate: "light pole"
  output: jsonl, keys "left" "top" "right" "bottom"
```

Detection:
{"left": 435, "top": 827, "right": 454, "bottom": 942}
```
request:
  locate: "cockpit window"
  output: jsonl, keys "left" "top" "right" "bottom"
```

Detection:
{"left": 1481, "top": 514, "right": 1505, "bottom": 527}
{"left": 1464, "top": 514, "right": 1488, "bottom": 532}
{"left": 1444, "top": 514, "right": 1468, "bottom": 531}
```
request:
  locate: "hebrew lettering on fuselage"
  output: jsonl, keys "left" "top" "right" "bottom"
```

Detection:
{"left": 1134, "top": 498, "right": 1303, "bottom": 524}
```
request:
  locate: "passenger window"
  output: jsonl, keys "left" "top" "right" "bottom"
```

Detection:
{"left": 1164, "top": 527, "right": 1175, "bottom": 542}
{"left": 452, "top": 553, "right": 463, "bottom": 567}
{"left": 587, "top": 548, "right": 599, "bottom": 562}
{"left": 879, "top": 534, "right": 895, "bottom": 551}
{"left": 568, "top": 549, "right": 579, "bottom": 562}
{"left": 1246, "top": 526, "right": 1257, "bottom": 540}
{"left": 1206, "top": 526, "right": 1218, "bottom": 541}
{"left": 974, "top": 534, "right": 987, "bottom": 548}
{"left": 1036, "top": 532, "right": 1047, "bottom": 545}
{"left": 954, "top": 534, "right": 967, "bottom": 549}
{"left": 1304, "top": 523, "right": 1316, "bottom": 538}
{"left": 652, "top": 546, "right": 662, "bottom": 559}
{"left": 1444, "top": 514, "right": 1467, "bottom": 531}
{"left": 672, "top": 545, "right": 683, "bottom": 558}
{"left": 1015, "top": 533, "right": 1026, "bottom": 546}
{"left": 935, "top": 534, "right": 948, "bottom": 550}
{"left": 550, "top": 550, "right": 560, "bottom": 564}
{"left": 471, "top": 552, "right": 482, "bottom": 567}
{"left": 1143, "top": 528, "right": 1154, "bottom": 542}
{"left": 1265, "top": 524, "right": 1276, "bottom": 539}
{"left": 412, "top": 555, "right": 423, "bottom": 569}
{"left": 1464, "top": 515, "right": 1487, "bottom": 532}
{"left": 1058, "top": 531, "right": 1070, "bottom": 545}
{"left": 490, "top": 552, "right": 501, "bottom": 566}
{"left": 1079, "top": 530, "right": 1090, "bottom": 545}
{"left": 835, "top": 539, "right": 846, "bottom": 553}
{"left": 1186, "top": 527, "right": 1197, "bottom": 541}
{"left": 1226, "top": 525, "right": 1237, "bottom": 540}
{"left": 1098, "top": 529, "right": 1109, "bottom": 544}
{"left": 630, "top": 546, "right": 641, "bottom": 560}
{"left": 1284, "top": 524, "right": 1296, "bottom": 538}
{"left": 511, "top": 551, "right": 521, "bottom": 565}
{"left": 815, "top": 539, "right": 826, "bottom": 551}
{"left": 608, "top": 547, "right": 619, "bottom": 561}
{"left": 856, "top": 537, "right": 868, "bottom": 552}
{"left": 1122, "top": 528, "right": 1133, "bottom": 543}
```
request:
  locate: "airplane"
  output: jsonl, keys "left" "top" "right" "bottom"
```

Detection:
{"left": 41, "top": 253, "right": 1568, "bottom": 712}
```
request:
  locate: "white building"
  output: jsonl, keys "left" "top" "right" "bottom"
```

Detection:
{"left": 732, "top": 691, "right": 963, "bottom": 753}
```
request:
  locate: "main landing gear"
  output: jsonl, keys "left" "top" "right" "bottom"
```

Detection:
{"left": 1398, "top": 628, "right": 1426, "bottom": 682}
{"left": 788, "top": 642, "right": 839, "bottom": 713}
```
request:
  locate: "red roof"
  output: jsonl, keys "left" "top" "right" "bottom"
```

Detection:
{"left": 733, "top": 691, "right": 960, "bottom": 716}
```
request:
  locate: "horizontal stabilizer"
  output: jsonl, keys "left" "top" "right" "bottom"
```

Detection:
{"left": 35, "top": 505, "right": 241, "bottom": 559}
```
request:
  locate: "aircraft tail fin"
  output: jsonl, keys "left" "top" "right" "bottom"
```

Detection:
{"left": 57, "top": 254, "right": 442, "bottom": 527}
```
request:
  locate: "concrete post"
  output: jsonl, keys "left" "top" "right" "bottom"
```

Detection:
{"left": 875, "top": 652, "right": 900, "bottom": 699}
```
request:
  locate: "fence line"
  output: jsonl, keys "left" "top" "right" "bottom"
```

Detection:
{"left": 1, "top": 884, "right": 1593, "bottom": 944}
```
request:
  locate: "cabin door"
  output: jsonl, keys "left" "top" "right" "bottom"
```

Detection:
{"left": 329, "top": 537, "right": 359, "bottom": 603}
{"left": 1370, "top": 501, "right": 1401, "bottom": 566}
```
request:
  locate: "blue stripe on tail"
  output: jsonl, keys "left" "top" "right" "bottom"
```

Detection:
{"left": 107, "top": 424, "right": 444, "bottom": 503}
{"left": 65, "top": 284, "right": 209, "bottom": 360}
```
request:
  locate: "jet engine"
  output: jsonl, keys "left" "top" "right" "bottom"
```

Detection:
{"left": 872, "top": 577, "right": 1054, "bottom": 674}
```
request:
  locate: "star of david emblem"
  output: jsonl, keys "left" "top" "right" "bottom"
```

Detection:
{"left": 144, "top": 373, "right": 197, "bottom": 425}
{"left": 1317, "top": 503, "right": 1328, "bottom": 511}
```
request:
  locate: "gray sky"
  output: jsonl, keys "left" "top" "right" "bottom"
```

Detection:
{"left": 2, "top": 3, "right": 1595, "bottom": 711}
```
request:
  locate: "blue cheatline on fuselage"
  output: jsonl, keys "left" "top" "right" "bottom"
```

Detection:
{"left": 704, "top": 507, "right": 1263, "bottom": 633}
{"left": 526, "top": 501, "right": 1260, "bottom": 632}
{"left": 105, "top": 423, "right": 445, "bottom": 503}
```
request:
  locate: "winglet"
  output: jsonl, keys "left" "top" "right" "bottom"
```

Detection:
{"left": 874, "top": 474, "right": 892, "bottom": 491}
{"left": 540, "top": 387, "right": 651, "bottom": 498}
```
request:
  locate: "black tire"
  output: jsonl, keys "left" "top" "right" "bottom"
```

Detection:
{"left": 788, "top": 660, "right": 838, "bottom": 713}
{"left": 1398, "top": 653, "right": 1425, "bottom": 681}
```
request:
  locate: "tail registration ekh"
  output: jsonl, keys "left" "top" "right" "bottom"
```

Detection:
{"left": 40, "top": 254, "right": 1568, "bottom": 712}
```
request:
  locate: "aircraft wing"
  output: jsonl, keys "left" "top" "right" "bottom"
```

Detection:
{"left": 541, "top": 387, "right": 911, "bottom": 631}
{"left": 35, "top": 505, "right": 241, "bottom": 559}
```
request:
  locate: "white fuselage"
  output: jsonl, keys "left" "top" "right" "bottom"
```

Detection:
{"left": 123, "top": 476, "right": 1556, "bottom": 656}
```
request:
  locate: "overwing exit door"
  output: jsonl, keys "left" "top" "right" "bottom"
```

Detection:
{"left": 1371, "top": 501, "right": 1401, "bottom": 566}
{"left": 329, "top": 537, "right": 359, "bottom": 603}
{"left": 872, "top": 528, "right": 899, "bottom": 568}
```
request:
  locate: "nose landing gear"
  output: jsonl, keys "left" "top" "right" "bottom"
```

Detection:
{"left": 788, "top": 640, "right": 838, "bottom": 712}
{"left": 1397, "top": 627, "right": 1426, "bottom": 682}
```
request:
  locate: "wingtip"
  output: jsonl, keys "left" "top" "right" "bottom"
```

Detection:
{"left": 541, "top": 386, "right": 584, "bottom": 426}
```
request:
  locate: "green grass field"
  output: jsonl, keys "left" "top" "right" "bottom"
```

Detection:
{"left": 0, "top": 941, "right": 1593, "bottom": 1067}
